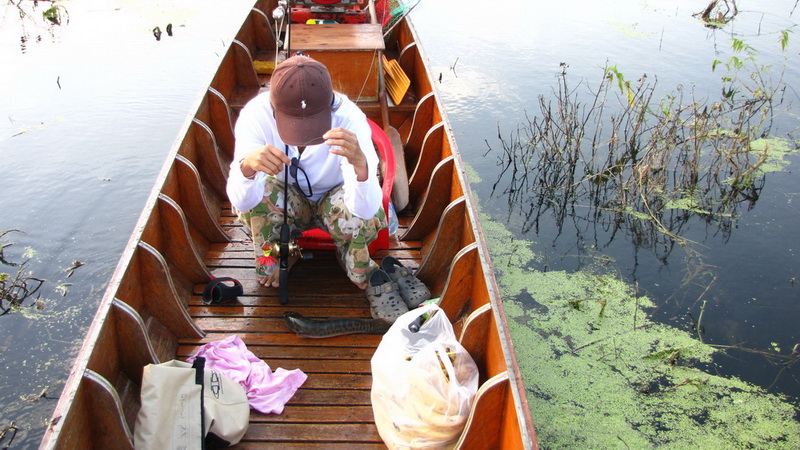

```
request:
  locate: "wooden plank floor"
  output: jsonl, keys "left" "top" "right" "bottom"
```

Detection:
{"left": 179, "top": 205, "right": 418, "bottom": 448}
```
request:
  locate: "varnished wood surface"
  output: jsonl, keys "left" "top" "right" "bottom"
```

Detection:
{"left": 291, "top": 24, "right": 385, "bottom": 51}
{"left": 41, "top": 3, "right": 536, "bottom": 447}
{"left": 177, "top": 208, "right": 419, "bottom": 447}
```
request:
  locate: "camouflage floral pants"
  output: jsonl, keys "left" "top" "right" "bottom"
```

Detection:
{"left": 237, "top": 177, "right": 387, "bottom": 287}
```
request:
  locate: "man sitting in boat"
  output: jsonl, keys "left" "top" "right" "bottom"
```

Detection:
{"left": 227, "top": 54, "right": 386, "bottom": 291}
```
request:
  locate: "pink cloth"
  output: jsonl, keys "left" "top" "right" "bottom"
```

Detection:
{"left": 187, "top": 335, "right": 307, "bottom": 414}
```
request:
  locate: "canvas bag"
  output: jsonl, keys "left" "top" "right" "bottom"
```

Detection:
{"left": 134, "top": 357, "right": 250, "bottom": 449}
{"left": 371, "top": 305, "right": 479, "bottom": 449}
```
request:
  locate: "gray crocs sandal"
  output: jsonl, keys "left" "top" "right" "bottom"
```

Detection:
{"left": 381, "top": 256, "right": 431, "bottom": 309}
{"left": 365, "top": 269, "right": 409, "bottom": 323}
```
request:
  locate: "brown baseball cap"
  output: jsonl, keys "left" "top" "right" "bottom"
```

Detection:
{"left": 270, "top": 55, "right": 334, "bottom": 146}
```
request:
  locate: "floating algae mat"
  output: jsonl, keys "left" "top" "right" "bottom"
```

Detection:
{"left": 479, "top": 211, "right": 800, "bottom": 448}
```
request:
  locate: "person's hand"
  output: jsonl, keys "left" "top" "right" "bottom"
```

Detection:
{"left": 324, "top": 127, "right": 368, "bottom": 181}
{"left": 240, "top": 144, "right": 292, "bottom": 178}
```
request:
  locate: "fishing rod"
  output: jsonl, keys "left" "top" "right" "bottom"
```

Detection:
{"left": 279, "top": 146, "right": 290, "bottom": 305}
{"left": 272, "top": 1, "right": 293, "bottom": 305}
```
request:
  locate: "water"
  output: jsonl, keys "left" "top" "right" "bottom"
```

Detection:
{"left": 410, "top": 0, "right": 800, "bottom": 425}
{"left": 0, "top": 0, "right": 253, "bottom": 446}
{"left": 0, "top": 0, "right": 798, "bottom": 447}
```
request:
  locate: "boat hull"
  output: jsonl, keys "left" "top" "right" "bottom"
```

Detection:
{"left": 40, "top": 1, "right": 536, "bottom": 448}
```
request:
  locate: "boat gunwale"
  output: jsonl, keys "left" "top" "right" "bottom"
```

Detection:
{"left": 38, "top": 7, "right": 255, "bottom": 448}
{"left": 402, "top": 18, "right": 536, "bottom": 449}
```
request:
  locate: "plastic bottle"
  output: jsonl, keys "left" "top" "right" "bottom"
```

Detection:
{"left": 388, "top": 202, "right": 399, "bottom": 235}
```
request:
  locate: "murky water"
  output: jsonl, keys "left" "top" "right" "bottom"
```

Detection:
{"left": 0, "top": 0, "right": 798, "bottom": 447}
{"left": 410, "top": 0, "right": 800, "bottom": 441}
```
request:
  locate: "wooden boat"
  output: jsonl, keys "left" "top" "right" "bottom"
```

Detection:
{"left": 40, "top": 1, "right": 537, "bottom": 448}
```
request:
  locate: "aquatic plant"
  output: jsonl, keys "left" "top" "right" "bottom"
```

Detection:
{"left": 694, "top": 0, "right": 739, "bottom": 28}
{"left": 479, "top": 211, "right": 800, "bottom": 448}
{"left": 41, "top": 1, "right": 68, "bottom": 26}
{"left": 0, "top": 231, "right": 44, "bottom": 316}
{"left": 476, "top": 35, "right": 800, "bottom": 444}
{"left": 0, "top": 422, "right": 19, "bottom": 449}
{"left": 486, "top": 36, "right": 795, "bottom": 254}
{"left": 8, "top": 0, "right": 70, "bottom": 52}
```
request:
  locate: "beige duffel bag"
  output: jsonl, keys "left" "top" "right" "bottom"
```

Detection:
{"left": 134, "top": 357, "right": 249, "bottom": 449}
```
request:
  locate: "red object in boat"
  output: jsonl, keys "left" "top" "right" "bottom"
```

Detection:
{"left": 296, "top": 119, "right": 394, "bottom": 254}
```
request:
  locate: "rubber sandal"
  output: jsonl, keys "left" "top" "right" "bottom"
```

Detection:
{"left": 381, "top": 256, "right": 431, "bottom": 309}
{"left": 365, "top": 269, "right": 409, "bottom": 323}
{"left": 202, "top": 277, "right": 243, "bottom": 305}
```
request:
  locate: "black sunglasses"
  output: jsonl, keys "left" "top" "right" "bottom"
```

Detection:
{"left": 290, "top": 156, "right": 313, "bottom": 198}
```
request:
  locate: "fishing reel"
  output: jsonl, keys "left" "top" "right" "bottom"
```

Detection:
{"left": 262, "top": 236, "right": 307, "bottom": 260}
{"left": 262, "top": 227, "right": 310, "bottom": 305}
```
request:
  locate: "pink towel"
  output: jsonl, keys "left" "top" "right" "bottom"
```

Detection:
{"left": 187, "top": 335, "right": 307, "bottom": 414}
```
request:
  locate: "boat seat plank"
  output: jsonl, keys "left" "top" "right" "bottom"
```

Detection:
{"left": 459, "top": 303, "right": 492, "bottom": 383}
{"left": 238, "top": 423, "right": 382, "bottom": 444}
{"left": 250, "top": 405, "right": 375, "bottom": 423}
{"left": 402, "top": 92, "right": 435, "bottom": 169}
{"left": 173, "top": 155, "right": 231, "bottom": 244}
{"left": 111, "top": 299, "right": 160, "bottom": 381}
{"left": 235, "top": 8, "right": 275, "bottom": 60}
{"left": 210, "top": 40, "right": 261, "bottom": 114}
{"left": 82, "top": 369, "right": 134, "bottom": 450}
{"left": 131, "top": 242, "right": 205, "bottom": 339}
{"left": 146, "top": 194, "right": 212, "bottom": 284}
{"left": 416, "top": 197, "right": 466, "bottom": 293}
{"left": 185, "top": 331, "right": 382, "bottom": 348}
{"left": 185, "top": 120, "right": 230, "bottom": 201}
{"left": 206, "top": 87, "right": 238, "bottom": 159}
{"left": 291, "top": 24, "right": 385, "bottom": 51}
{"left": 408, "top": 122, "right": 445, "bottom": 202}
{"left": 397, "top": 41, "right": 417, "bottom": 79}
{"left": 454, "top": 372, "right": 510, "bottom": 450}
{"left": 438, "top": 242, "right": 478, "bottom": 322}
{"left": 232, "top": 444, "right": 382, "bottom": 450}
{"left": 400, "top": 156, "right": 454, "bottom": 241}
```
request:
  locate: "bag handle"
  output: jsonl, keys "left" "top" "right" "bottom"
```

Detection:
{"left": 192, "top": 356, "right": 206, "bottom": 449}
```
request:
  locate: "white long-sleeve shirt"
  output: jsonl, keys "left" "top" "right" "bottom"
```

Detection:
{"left": 226, "top": 92, "right": 382, "bottom": 219}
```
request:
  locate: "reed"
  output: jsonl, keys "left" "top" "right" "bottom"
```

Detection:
{"left": 0, "top": 230, "right": 44, "bottom": 316}
{"left": 486, "top": 46, "right": 786, "bottom": 252}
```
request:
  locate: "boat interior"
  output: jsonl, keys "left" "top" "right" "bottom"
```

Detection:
{"left": 41, "top": 1, "right": 535, "bottom": 448}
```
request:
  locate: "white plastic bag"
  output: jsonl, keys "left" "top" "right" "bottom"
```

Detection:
{"left": 371, "top": 305, "right": 479, "bottom": 449}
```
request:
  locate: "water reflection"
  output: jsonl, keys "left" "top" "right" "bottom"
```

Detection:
{"left": 486, "top": 57, "right": 781, "bottom": 255}
{"left": 0, "top": 0, "right": 254, "bottom": 446}
{"left": 412, "top": 0, "right": 800, "bottom": 414}
{"left": 482, "top": 51, "right": 800, "bottom": 402}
